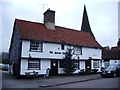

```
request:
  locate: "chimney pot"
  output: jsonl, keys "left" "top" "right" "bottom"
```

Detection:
{"left": 43, "top": 9, "right": 55, "bottom": 30}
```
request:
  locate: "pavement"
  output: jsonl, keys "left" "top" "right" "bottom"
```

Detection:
{"left": 38, "top": 74, "right": 102, "bottom": 88}
{"left": 2, "top": 70, "right": 102, "bottom": 88}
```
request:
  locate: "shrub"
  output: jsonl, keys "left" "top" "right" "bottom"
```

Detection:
{"left": 63, "top": 48, "right": 76, "bottom": 74}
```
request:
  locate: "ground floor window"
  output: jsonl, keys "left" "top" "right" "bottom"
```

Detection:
{"left": 59, "top": 60, "right": 79, "bottom": 69}
{"left": 59, "top": 60, "right": 65, "bottom": 68}
{"left": 93, "top": 60, "right": 99, "bottom": 68}
{"left": 28, "top": 59, "right": 40, "bottom": 70}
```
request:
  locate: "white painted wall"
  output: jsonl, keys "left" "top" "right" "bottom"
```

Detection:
{"left": 110, "top": 60, "right": 120, "bottom": 65}
{"left": 21, "top": 40, "right": 102, "bottom": 60}
{"left": 20, "top": 59, "right": 86, "bottom": 75}
{"left": 20, "top": 59, "right": 50, "bottom": 75}
{"left": 81, "top": 47, "right": 102, "bottom": 60}
{"left": 20, "top": 40, "right": 102, "bottom": 75}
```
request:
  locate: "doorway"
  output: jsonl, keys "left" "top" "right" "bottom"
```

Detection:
{"left": 50, "top": 60, "right": 58, "bottom": 76}
{"left": 85, "top": 60, "right": 91, "bottom": 72}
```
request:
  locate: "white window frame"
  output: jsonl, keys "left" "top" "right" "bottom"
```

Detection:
{"left": 30, "top": 41, "right": 43, "bottom": 52}
{"left": 73, "top": 46, "right": 82, "bottom": 55}
{"left": 104, "top": 61, "right": 109, "bottom": 68}
{"left": 93, "top": 60, "right": 99, "bottom": 68}
{"left": 74, "top": 61, "right": 79, "bottom": 69}
{"left": 28, "top": 59, "right": 40, "bottom": 70}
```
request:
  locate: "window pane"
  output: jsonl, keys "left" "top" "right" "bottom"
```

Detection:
{"left": 93, "top": 60, "right": 99, "bottom": 68}
{"left": 30, "top": 41, "right": 43, "bottom": 51}
{"left": 74, "top": 46, "right": 82, "bottom": 54}
{"left": 59, "top": 60, "right": 65, "bottom": 68}
{"left": 74, "top": 61, "right": 79, "bottom": 69}
{"left": 28, "top": 60, "right": 40, "bottom": 70}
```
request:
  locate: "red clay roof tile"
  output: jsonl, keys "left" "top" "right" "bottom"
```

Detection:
{"left": 111, "top": 46, "right": 120, "bottom": 51}
{"left": 16, "top": 19, "right": 102, "bottom": 48}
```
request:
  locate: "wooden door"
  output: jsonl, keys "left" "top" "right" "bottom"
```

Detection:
{"left": 50, "top": 60, "right": 58, "bottom": 76}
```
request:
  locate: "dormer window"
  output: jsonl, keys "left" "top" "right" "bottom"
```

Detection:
{"left": 73, "top": 46, "right": 82, "bottom": 55}
{"left": 30, "top": 41, "right": 43, "bottom": 52}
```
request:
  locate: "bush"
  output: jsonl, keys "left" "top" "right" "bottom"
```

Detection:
{"left": 85, "top": 69, "right": 98, "bottom": 74}
{"left": 91, "top": 69, "right": 98, "bottom": 74}
{"left": 85, "top": 69, "right": 91, "bottom": 74}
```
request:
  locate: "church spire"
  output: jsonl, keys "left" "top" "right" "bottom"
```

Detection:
{"left": 117, "top": 38, "right": 120, "bottom": 46}
{"left": 81, "top": 5, "right": 95, "bottom": 39}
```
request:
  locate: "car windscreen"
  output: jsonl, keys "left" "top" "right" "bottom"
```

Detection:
{"left": 107, "top": 65, "right": 117, "bottom": 69}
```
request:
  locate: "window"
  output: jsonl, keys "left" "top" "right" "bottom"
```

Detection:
{"left": 59, "top": 60, "right": 79, "bottom": 69}
{"left": 73, "top": 46, "right": 82, "bottom": 55}
{"left": 93, "top": 60, "right": 99, "bottom": 68}
{"left": 59, "top": 60, "right": 65, "bottom": 68}
{"left": 61, "top": 44, "right": 64, "bottom": 50}
{"left": 28, "top": 59, "right": 40, "bottom": 70}
{"left": 104, "top": 61, "right": 109, "bottom": 68}
{"left": 74, "top": 61, "right": 79, "bottom": 69}
{"left": 30, "top": 41, "right": 43, "bottom": 52}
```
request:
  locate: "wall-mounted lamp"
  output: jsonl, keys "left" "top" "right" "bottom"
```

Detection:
{"left": 29, "top": 54, "right": 32, "bottom": 58}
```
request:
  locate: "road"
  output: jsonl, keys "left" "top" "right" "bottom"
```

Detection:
{"left": 50, "top": 77, "right": 119, "bottom": 88}
{"left": 0, "top": 70, "right": 2, "bottom": 89}
{"left": 2, "top": 70, "right": 119, "bottom": 88}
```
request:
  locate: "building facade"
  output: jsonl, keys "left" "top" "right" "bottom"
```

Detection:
{"left": 9, "top": 8, "right": 102, "bottom": 77}
{"left": 102, "top": 39, "right": 120, "bottom": 68}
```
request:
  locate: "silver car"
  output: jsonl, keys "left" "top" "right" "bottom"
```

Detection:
{"left": 100, "top": 64, "right": 120, "bottom": 77}
{"left": 0, "top": 64, "right": 9, "bottom": 71}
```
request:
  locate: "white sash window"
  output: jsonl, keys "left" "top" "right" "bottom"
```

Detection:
{"left": 28, "top": 60, "right": 40, "bottom": 70}
{"left": 73, "top": 46, "right": 82, "bottom": 55}
{"left": 30, "top": 41, "right": 43, "bottom": 52}
{"left": 93, "top": 60, "right": 99, "bottom": 68}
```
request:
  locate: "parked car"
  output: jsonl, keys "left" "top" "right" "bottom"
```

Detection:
{"left": 100, "top": 64, "right": 120, "bottom": 77}
{"left": 0, "top": 64, "right": 4, "bottom": 70}
{"left": 3, "top": 64, "right": 9, "bottom": 71}
{"left": 0, "top": 63, "right": 9, "bottom": 71}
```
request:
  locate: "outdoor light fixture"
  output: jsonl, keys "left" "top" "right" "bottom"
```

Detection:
{"left": 29, "top": 54, "right": 32, "bottom": 58}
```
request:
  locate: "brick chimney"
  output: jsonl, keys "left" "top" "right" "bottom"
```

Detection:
{"left": 43, "top": 8, "right": 55, "bottom": 30}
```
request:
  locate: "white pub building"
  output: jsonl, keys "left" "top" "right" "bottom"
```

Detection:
{"left": 9, "top": 6, "right": 102, "bottom": 77}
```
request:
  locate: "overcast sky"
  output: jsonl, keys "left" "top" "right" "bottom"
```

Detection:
{"left": 1, "top": 0, "right": 119, "bottom": 52}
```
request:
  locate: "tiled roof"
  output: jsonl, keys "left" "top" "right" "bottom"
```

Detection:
{"left": 15, "top": 19, "right": 102, "bottom": 48}
{"left": 111, "top": 46, "right": 120, "bottom": 51}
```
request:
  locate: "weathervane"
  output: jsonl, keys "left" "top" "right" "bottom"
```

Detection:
{"left": 37, "top": 0, "right": 48, "bottom": 12}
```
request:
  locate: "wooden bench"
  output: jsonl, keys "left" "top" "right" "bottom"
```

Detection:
{"left": 25, "top": 71, "right": 39, "bottom": 76}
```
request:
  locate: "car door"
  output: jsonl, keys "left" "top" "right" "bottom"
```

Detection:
{"left": 116, "top": 65, "right": 120, "bottom": 76}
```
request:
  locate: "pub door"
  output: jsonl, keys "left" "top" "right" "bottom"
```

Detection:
{"left": 50, "top": 60, "right": 58, "bottom": 76}
{"left": 85, "top": 60, "right": 91, "bottom": 72}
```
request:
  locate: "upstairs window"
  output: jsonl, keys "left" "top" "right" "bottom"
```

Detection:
{"left": 30, "top": 41, "right": 43, "bottom": 52}
{"left": 73, "top": 46, "right": 82, "bottom": 55}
